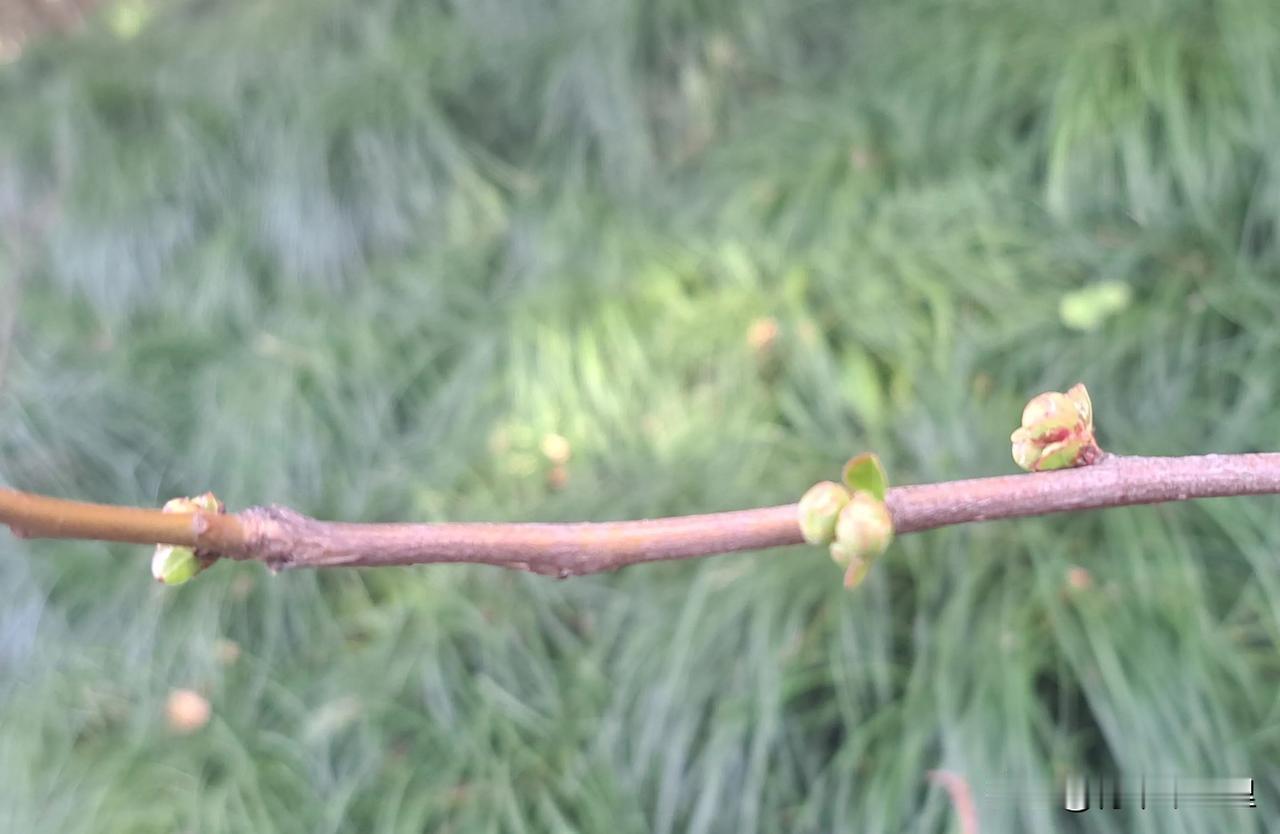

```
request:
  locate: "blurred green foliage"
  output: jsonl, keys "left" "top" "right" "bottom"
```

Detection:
{"left": 2, "top": 0, "right": 1279, "bottom": 831}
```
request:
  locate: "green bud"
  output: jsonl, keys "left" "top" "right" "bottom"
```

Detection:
{"left": 152, "top": 544, "right": 200, "bottom": 585}
{"left": 829, "top": 492, "right": 894, "bottom": 569}
{"left": 798, "top": 481, "right": 852, "bottom": 545}
{"left": 152, "top": 492, "right": 225, "bottom": 586}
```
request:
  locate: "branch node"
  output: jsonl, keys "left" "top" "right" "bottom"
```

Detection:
{"left": 236, "top": 504, "right": 314, "bottom": 570}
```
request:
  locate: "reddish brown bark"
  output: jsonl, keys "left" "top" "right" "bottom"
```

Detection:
{"left": 3, "top": 453, "right": 1280, "bottom": 577}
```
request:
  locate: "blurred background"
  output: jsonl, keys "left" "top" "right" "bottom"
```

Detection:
{"left": 1, "top": 0, "right": 1279, "bottom": 831}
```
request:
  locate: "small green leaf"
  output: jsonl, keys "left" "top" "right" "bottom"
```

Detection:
{"left": 1059, "top": 281, "right": 1132, "bottom": 332}
{"left": 842, "top": 452, "right": 888, "bottom": 501}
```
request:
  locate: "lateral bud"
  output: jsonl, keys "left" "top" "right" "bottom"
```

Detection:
{"left": 797, "top": 481, "right": 853, "bottom": 545}
{"left": 151, "top": 492, "right": 225, "bottom": 586}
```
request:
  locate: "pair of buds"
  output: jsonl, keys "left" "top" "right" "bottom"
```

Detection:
{"left": 797, "top": 454, "right": 894, "bottom": 589}
{"left": 151, "top": 492, "right": 224, "bottom": 585}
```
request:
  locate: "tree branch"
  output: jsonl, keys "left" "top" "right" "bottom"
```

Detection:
{"left": 3, "top": 452, "right": 1279, "bottom": 577}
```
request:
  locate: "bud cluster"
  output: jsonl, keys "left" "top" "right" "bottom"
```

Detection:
{"left": 797, "top": 452, "right": 894, "bottom": 589}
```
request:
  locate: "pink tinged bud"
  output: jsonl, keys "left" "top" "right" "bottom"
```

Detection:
{"left": 1065, "top": 565, "right": 1093, "bottom": 592}
{"left": 1011, "top": 383, "right": 1101, "bottom": 472}
{"left": 798, "top": 481, "right": 852, "bottom": 545}
{"left": 829, "top": 492, "right": 894, "bottom": 569}
{"left": 166, "top": 689, "right": 211, "bottom": 734}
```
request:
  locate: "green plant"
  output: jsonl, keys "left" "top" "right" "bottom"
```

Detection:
{"left": 4, "top": 0, "right": 1279, "bottom": 831}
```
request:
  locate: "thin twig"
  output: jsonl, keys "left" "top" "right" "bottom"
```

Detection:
{"left": 2, "top": 453, "right": 1279, "bottom": 577}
